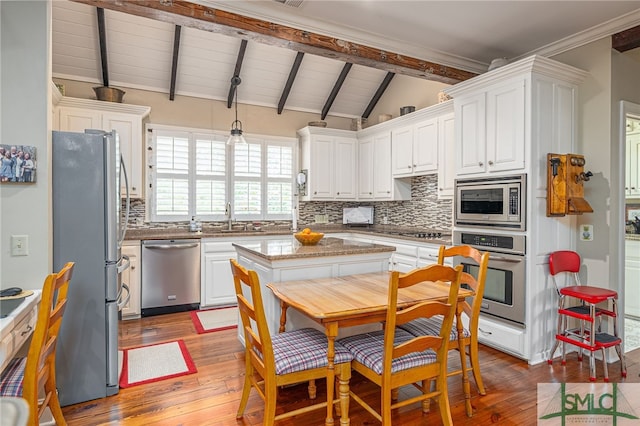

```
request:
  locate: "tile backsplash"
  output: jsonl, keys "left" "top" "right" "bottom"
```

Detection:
{"left": 298, "top": 175, "right": 452, "bottom": 230}
{"left": 127, "top": 174, "right": 452, "bottom": 231}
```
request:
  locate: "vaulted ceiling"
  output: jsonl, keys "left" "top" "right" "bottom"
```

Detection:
{"left": 52, "top": 0, "right": 640, "bottom": 119}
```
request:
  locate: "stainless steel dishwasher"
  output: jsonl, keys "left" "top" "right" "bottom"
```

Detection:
{"left": 141, "top": 239, "right": 201, "bottom": 316}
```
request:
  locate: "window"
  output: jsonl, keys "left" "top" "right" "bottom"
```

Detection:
{"left": 147, "top": 125, "right": 296, "bottom": 222}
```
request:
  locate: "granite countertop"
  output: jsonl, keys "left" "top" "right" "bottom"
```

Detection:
{"left": 627, "top": 234, "right": 640, "bottom": 241}
{"left": 232, "top": 236, "right": 396, "bottom": 261}
{"left": 124, "top": 224, "right": 453, "bottom": 246}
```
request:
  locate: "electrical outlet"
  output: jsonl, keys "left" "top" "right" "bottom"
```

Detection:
{"left": 11, "top": 235, "right": 29, "bottom": 256}
{"left": 580, "top": 225, "right": 593, "bottom": 242}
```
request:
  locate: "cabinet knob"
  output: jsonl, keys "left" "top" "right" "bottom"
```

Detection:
{"left": 132, "top": 186, "right": 137, "bottom": 191}
{"left": 386, "top": 191, "right": 390, "bottom": 194}
{"left": 488, "top": 160, "right": 494, "bottom": 166}
{"left": 314, "top": 191, "right": 317, "bottom": 195}
{"left": 407, "top": 165, "right": 411, "bottom": 169}
{"left": 369, "top": 192, "right": 372, "bottom": 195}
{"left": 478, "top": 162, "right": 483, "bottom": 167}
{"left": 337, "top": 192, "right": 340, "bottom": 195}
{"left": 413, "top": 164, "right": 416, "bottom": 168}
{"left": 439, "top": 187, "right": 443, "bottom": 191}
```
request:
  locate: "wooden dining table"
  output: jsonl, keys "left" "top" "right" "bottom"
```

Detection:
{"left": 267, "top": 270, "right": 474, "bottom": 426}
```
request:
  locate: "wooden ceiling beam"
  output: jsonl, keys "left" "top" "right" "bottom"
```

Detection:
{"left": 321, "top": 63, "right": 352, "bottom": 120}
{"left": 227, "top": 39, "right": 248, "bottom": 108}
{"left": 169, "top": 25, "right": 181, "bottom": 101}
{"left": 612, "top": 24, "right": 640, "bottom": 52}
{"left": 362, "top": 72, "right": 395, "bottom": 119}
{"left": 277, "top": 52, "right": 304, "bottom": 114}
{"left": 96, "top": 7, "right": 109, "bottom": 87}
{"left": 68, "top": 0, "right": 477, "bottom": 84}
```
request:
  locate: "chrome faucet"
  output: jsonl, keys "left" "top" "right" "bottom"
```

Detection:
{"left": 225, "top": 202, "right": 233, "bottom": 230}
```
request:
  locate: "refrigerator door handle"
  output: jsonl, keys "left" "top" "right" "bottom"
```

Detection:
{"left": 117, "top": 255, "right": 130, "bottom": 274}
{"left": 119, "top": 154, "right": 130, "bottom": 247}
{"left": 117, "top": 283, "right": 130, "bottom": 310}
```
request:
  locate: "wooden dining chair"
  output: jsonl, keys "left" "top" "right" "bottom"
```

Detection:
{"left": 398, "top": 245, "right": 489, "bottom": 416}
{"left": 338, "top": 264, "right": 462, "bottom": 426}
{"left": 230, "top": 259, "right": 353, "bottom": 425}
{"left": 0, "top": 262, "right": 75, "bottom": 426}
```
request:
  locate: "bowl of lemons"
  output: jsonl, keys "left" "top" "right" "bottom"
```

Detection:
{"left": 294, "top": 228, "right": 324, "bottom": 245}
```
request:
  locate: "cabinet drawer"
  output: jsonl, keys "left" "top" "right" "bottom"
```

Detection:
{"left": 12, "top": 309, "right": 37, "bottom": 355}
{"left": 203, "top": 241, "right": 235, "bottom": 253}
{"left": 393, "top": 243, "right": 418, "bottom": 257}
{"left": 417, "top": 246, "right": 440, "bottom": 264}
{"left": 0, "top": 332, "right": 15, "bottom": 372}
{"left": 477, "top": 315, "right": 525, "bottom": 357}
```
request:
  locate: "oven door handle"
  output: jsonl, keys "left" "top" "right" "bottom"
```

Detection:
{"left": 488, "top": 255, "right": 522, "bottom": 263}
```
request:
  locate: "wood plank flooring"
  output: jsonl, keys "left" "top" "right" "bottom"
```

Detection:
{"left": 61, "top": 312, "right": 640, "bottom": 425}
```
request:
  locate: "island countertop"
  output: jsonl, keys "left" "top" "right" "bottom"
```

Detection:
{"left": 232, "top": 236, "right": 396, "bottom": 261}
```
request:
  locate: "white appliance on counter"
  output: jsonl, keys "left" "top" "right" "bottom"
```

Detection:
{"left": 52, "top": 130, "right": 130, "bottom": 406}
{"left": 343, "top": 206, "right": 374, "bottom": 225}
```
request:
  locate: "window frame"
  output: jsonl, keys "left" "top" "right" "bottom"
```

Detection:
{"left": 146, "top": 123, "right": 297, "bottom": 223}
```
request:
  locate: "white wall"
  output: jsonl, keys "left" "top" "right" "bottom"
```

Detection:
{"left": 0, "top": 1, "right": 52, "bottom": 289}
{"left": 553, "top": 39, "right": 615, "bottom": 286}
{"left": 553, "top": 41, "right": 640, "bottom": 293}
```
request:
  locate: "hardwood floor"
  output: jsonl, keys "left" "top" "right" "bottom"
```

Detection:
{"left": 61, "top": 312, "right": 640, "bottom": 425}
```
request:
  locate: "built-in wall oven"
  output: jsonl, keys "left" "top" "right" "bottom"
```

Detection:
{"left": 453, "top": 230, "right": 526, "bottom": 327}
{"left": 455, "top": 173, "right": 526, "bottom": 231}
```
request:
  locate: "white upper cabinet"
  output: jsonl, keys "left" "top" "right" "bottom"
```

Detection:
{"left": 358, "top": 130, "right": 410, "bottom": 201}
{"left": 486, "top": 79, "right": 526, "bottom": 172}
{"left": 446, "top": 55, "right": 587, "bottom": 182}
{"left": 56, "top": 97, "right": 151, "bottom": 198}
{"left": 455, "top": 79, "right": 525, "bottom": 176}
{"left": 413, "top": 117, "right": 439, "bottom": 173}
{"left": 437, "top": 111, "right": 456, "bottom": 198}
{"left": 298, "top": 127, "right": 358, "bottom": 201}
{"left": 334, "top": 136, "right": 358, "bottom": 199}
{"left": 391, "top": 117, "right": 438, "bottom": 177}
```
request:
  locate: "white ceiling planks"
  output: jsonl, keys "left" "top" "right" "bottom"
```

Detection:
{"left": 52, "top": 0, "right": 384, "bottom": 117}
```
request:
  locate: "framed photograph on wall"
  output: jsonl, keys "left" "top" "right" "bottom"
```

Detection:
{"left": 0, "top": 144, "right": 37, "bottom": 183}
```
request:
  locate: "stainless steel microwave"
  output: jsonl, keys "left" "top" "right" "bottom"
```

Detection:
{"left": 454, "top": 174, "right": 526, "bottom": 231}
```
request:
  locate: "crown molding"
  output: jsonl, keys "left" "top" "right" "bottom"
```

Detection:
{"left": 443, "top": 55, "right": 589, "bottom": 98}
{"left": 515, "top": 8, "right": 640, "bottom": 60}
{"left": 57, "top": 96, "right": 151, "bottom": 117}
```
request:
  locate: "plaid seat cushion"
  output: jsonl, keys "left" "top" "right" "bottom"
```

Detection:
{"left": 398, "top": 316, "right": 471, "bottom": 341}
{"left": 338, "top": 329, "right": 437, "bottom": 375}
{"left": 272, "top": 328, "right": 353, "bottom": 375}
{"left": 0, "top": 357, "right": 26, "bottom": 397}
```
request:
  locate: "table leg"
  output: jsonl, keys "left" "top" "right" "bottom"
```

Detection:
{"left": 338, "top": 361, "right": 351, "bottom": 426}
{"left": 278, "top": 301, "right": 289, "bottom": 333}
{"left": 456, "top": 308, "right": 473, "bottom": 417}
{"left": 325, "top": 322, "right": 338, "bottom": 426}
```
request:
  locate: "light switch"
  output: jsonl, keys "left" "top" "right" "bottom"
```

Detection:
{"left": 11, "top": 235, "right": 29, "bottom": 256}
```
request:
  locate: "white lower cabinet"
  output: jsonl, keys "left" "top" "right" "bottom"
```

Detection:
{"left": 121, "top": 242, "right": 141, "bottom": 319}
{"left": 201, "top": 240, "right": 237, "bottom": 308}
{"left": 476, "top": 315, "right": 526, "bottom": 358}
{"left": 391, "top": 254, "right": 417, "bottom": 273}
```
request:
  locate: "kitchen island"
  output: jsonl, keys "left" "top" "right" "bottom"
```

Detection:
{"left": 233, "top": 236, "right": 395, "bottom": 340}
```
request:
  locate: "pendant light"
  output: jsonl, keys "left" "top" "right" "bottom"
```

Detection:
{"left": 227, "top": 75, "right": 247, "bottom": 145}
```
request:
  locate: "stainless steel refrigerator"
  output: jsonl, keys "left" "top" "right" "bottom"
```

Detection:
{"left": 52, "top": 129, "right": 130, "bottom": 406}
